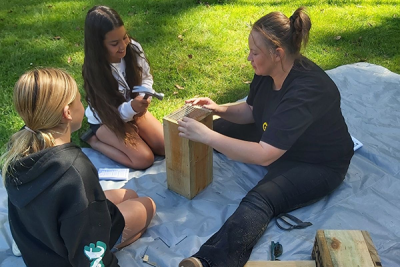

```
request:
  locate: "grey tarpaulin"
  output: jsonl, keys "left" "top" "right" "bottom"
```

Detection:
{"left": 0, "top": 62, "right": 399, "bottom": 266}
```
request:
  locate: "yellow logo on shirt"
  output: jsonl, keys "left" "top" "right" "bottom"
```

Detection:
{"left": 263, "top": 122, "right": 268, "bottom": 131}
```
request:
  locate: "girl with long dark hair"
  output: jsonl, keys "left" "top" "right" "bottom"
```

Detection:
{"left": 82, "top": 6, "right": 164, "bottom": 169}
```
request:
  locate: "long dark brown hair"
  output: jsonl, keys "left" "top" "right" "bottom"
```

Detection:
{"left": 82, "top": 5, "right": 147, "bottom": 145}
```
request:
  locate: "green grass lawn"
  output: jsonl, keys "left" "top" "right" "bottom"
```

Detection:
{"left": 1, "top": 0, "right": 399, "bottom": 149}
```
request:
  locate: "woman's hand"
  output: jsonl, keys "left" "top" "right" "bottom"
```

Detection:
{"left": 131, "top": 94, "right": 150, "bottom": 115}
{"left": 177, "top": 116, "right": 212, "bottom": 144}
{"left": 185, "top": 97, "right": 221, "bottom": 113}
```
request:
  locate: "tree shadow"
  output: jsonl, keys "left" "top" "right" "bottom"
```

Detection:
{"left": 308, "top": 16, "right": 400, "bottom": 71}
{"left": 1, "top": 0, "right": 399, "bottom": 147}
{"left": 216, "top": 0, "right": 400, "bottom": 7}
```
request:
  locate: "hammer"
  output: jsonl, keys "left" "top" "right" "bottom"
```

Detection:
{"left": 132, "top": 86, "right": 164, "bottom": 100}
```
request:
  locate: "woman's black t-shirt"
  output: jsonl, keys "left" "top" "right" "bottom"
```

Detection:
{"left": 247, "top": 57, "right": 354, "bottom": 171}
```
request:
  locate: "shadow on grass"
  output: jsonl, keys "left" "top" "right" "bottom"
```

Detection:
{"left": 310, "top": 16, "right": 400, "bottom": 71}
{"left": 199, "top": 0, "right": 400, "bottom": 7}
{"left": 2, "top": 0, "right": 398, "bottom": 80}
{"left": 1, "top": 0, "right": 399, "bottom": 147}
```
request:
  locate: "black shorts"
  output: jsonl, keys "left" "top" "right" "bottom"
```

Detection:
{"left": 89, "top": 123, "right": 102, "bottom": 134}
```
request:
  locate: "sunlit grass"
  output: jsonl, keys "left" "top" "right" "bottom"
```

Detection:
{"left": 0, "top": 0, "right": 399, "bottom": 148}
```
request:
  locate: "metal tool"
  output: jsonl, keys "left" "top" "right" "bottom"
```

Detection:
{"left": 271, "top": 241, "right": 283, "bottom": 261}
{"left": 132, "top": 86, "right": 164, "bottom": 100}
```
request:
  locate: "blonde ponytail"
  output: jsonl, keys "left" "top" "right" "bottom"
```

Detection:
{"left": 1, "top": 68, "right": 78, "bottom": 184}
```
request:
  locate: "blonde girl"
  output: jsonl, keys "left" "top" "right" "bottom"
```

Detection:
{"left": 1, "top": 68, "right": 155, "bottom": 267}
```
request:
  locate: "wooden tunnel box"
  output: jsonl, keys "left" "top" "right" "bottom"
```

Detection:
{"left": 163, "top": 105, "right": 213, "bottom": 199}
{"left": 312, "top": 230, "right": 382, "bottom": 267}
{"left": 245, "top": 261, "right": 316, "bottom": 267}
{"left": 244, "top": 230, "right": 381, "bottom": 267}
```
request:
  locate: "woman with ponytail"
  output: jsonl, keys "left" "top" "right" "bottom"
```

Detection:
{"left": 1, "top": 68, "right": 155, "bottom": 267}
{"left": 179, "top": 7, "right": 354, "bottom": 267}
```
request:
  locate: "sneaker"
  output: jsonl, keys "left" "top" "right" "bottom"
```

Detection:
{"left": 80, "top": 129, "right": 94, "bottom": 142}
{"left": 179, "top": 257, "right": 203, "bottom": 267}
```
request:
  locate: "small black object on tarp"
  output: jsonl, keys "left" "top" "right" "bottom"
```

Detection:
{"left": 270, "top": 241, "right": 283, "bottom": 261}
{"left": 275, "top": 213, "right": 312, "bottom": 231}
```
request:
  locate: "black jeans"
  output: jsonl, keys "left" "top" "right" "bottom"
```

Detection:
{"left": 194, "top": 119, "right": 348, "bottom": 267}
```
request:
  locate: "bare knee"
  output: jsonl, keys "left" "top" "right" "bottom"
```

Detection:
{"left": 125, "top": 196, "right": 156, "bottom": 224}
{"left": 153, "top": 140, "right": 165, "bottom": 156}
{"left": 139, "top": 197, "right": 156, "bottom": 227}
{"left": 115, "top": 197, "right": 156, "bottom": 248}
{"left": 127, "top": 149, "right": 154, "bottom": 169}
{"left": 86, "top": 135, "right": 100, "bottom": 148}
{"left": 124, "top": 189, "right": 138, "bottom": 199}
{"left": 146, "top": 197, "right": 156, "bottom": 218}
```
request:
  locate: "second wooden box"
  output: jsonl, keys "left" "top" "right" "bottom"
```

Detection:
{"left": 312, "top": 230, "right": 382, "bottom": 267}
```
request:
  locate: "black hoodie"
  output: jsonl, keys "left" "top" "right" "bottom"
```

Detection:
{"left": 6, "top": 143, "right": 124, "bottom": 267}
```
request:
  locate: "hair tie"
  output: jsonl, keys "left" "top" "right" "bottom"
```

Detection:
{"left": 25, "top": 126, "right": 36, "bottom": 134}
{"left": 289, "top": 15, "right": 295, "bottom": 24}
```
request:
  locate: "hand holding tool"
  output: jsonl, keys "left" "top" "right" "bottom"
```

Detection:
{"left": 132, "top": 86, "right": 164, "bottom": 100}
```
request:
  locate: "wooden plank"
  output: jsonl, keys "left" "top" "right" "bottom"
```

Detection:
{"left": 361, "top": 231, "right": 383, "bottom": 267}
{"left": 313, "top": 230, "right": 333, "bottom": 267}
{"left": 189, "top": 114, "right": 213, "bottom": 197}
{"left": 164, "top": 118, "right": 191, "bottom": 197}
{"left": 312, "top": 230, "right": 379, "bottom": 267}
{"left": 245, "top": 261, "right": 316, "bottom": 267}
